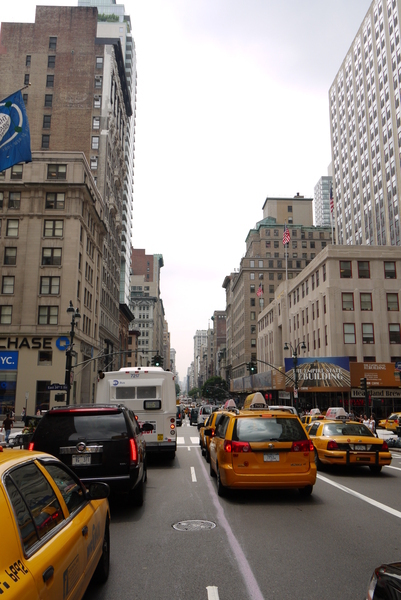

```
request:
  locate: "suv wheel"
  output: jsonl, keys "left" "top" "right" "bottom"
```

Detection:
{"left": 216, "top": 464, "right": 227, "bottom": 497}
{"left": 299, "top": 485, "right": 313, "bottom": 497}
{"left": 92, "top": 520, "right": 110, "bottom": 584}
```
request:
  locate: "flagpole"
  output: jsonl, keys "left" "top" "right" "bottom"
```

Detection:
{"left": 0, "top": 84, "right": 31, "bottom": 103}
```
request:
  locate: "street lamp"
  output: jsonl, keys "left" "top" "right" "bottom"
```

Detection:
{"left": 283, "top": 341, "right": 306, "bottom": 411}
{"left": 65, "top": 301, "right": 81, "bottom": 405}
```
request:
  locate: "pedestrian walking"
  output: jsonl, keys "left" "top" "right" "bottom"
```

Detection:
{"left": 1, "top": 413, "right": 13, "bottom": 445}
{"left": 369, "top": 414, "right": 376, "bottom": 434}
{"left": 362, "top": 414, "right": 370, "bottom": 428}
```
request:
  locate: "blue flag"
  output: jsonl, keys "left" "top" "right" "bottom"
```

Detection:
{"left": 0, "top": 90, "right": 32, "bottom": 173}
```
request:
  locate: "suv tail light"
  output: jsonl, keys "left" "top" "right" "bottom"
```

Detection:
{"left": 292, "top": 440, "right": 314, "bottom": 452}
{"left": 327, "top": 440, "right": 339, "bottom": 450}
{"left": 129, "top": 438, "right": 138, "bottom": 463}
{"left": 382, "top": 440, "right": 389, "bottom": 451}
{"left": 224, "top": 440, "right": 251, "bottom": 453}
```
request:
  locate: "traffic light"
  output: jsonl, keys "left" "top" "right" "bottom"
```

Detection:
{"left": 360, "top": 377, "right": 367, "bottom": 389}
{"left": 153, "top": 354, "right": 163, "bottom": 367}
{"left": 249, "top": 361, "right": 257, "bottom": 374}
{"left": 151, "top": 356, "right": 156, "bottom": 366}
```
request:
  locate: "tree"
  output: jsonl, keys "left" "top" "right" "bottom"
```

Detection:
{"left": 188, "top": 388, "right": 200, "bottom": 399}
{"left": 175, "top": 383, "right": 181, "bottom": 397}
{"left": 202, "top": 376, "right": 229, "bottom": 404}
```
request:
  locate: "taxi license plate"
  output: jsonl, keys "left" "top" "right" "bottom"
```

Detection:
{"left": 72, "top": 454, "right": 91, "bottom": 466}
{"left": 355, "top": 445, "right": 365, "bottom": 451}
{"left": 264, "top": 453, "right": 279, "bottom": 462}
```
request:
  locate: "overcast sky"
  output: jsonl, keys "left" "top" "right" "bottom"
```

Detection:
{"left": 1, "top": 0, "right": 372, "bottom": 383}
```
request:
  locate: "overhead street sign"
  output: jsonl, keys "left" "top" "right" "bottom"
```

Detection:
{"left": 46, "top": 383, "right": 68, "bottom": 391}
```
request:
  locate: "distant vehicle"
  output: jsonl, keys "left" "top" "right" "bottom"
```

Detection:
{"left": 96, "top": 366, "right": 177, "bottom": 459}
{"left": 268, "top": 405, "right": 298, "bottom": 416}
{"left": 366, "top": 562, "right": 401, "bottom": 599}
{"left": 176, "top": 405, "right": 183, "bottom": 427}
{"left": 190, "top": 408, "right": 199, "bottom": 426}
{"left": 197, "top": 405, "right": 216, "bottom": 430}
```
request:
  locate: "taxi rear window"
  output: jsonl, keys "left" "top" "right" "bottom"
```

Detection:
{"left": 323, "top": 423, "right": 374, "bottom": 437}
{"left": 233, "top": 418, "right": 307, "bottom": 443}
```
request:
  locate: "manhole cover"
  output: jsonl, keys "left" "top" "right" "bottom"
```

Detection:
{"left": 172, "top": 520, "right": 216, "bottom": 531}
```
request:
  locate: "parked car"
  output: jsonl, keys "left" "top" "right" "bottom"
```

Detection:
{"left": 207, "top": 396, "right": 316, "bottom": 497}
{"left": 28, "top": 404, "right": 153, "bottom": 505}
{"left": 0, "top": 449, "right": 110, "bottom": 599}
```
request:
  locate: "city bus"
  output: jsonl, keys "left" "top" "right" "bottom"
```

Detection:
{"left": 96, "top": 366, "right": 177, "bottom": 459}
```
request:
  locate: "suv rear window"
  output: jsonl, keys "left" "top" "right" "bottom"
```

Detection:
{"left": 35, "top": 412, "right": 128, "bottom": 442}
{"left": 233, "top": 417, "right": 307, "bottom": 442}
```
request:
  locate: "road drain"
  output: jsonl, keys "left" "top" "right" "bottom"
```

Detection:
{"left": 172, "top": 520, "right": 216, "bottom": 531}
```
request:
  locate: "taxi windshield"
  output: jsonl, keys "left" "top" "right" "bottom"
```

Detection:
{"left": 323, "top": 423, "right": 374, "bottom": 437}
{"left": 233, "top": 417, "right": 307, "bottom": 442}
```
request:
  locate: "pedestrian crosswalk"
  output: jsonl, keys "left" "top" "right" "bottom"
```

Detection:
{"left": 177, "top": 436, "right": 200, "bottom": 446}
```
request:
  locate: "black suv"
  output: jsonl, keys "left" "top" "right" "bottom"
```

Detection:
{"left": 28, "top": 404, "right": 152, "bottom": 506}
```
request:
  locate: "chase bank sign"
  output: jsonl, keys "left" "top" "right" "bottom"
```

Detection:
{"left": 0, "top": 351, "right": 18, "bottom": 370}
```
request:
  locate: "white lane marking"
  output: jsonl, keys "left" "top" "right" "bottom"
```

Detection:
{"left": 197, "top": 453, "right": 265, "bottom": 600}
{"left": 190, "top": 437, "right": 200, "bottom": 444}
{"left": 177, "top": 437, "right": 185, "bottom": 445}
{"left": 385, "top": 464, "right": 401, "bottom": 471}
{"left": 188, "top": 446, "right": 191, "bottom": 451}
{"left": 190, "top": 466, "right": 197, "bottom": 482}
{"left": 207, "top": 586, "right": 219, "bottom": 600}
{"left": 317, "top": 473, "right": 401, "bottom": 519}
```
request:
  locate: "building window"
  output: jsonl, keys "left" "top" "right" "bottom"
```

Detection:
{"left": 250, "top": 311, "right": 256, "bottom": 321}
{"left": 0, "top": 306, "right": 12, "bottom": 324}
{"left": 41, "top": 248, "right": 62, "bottom": 266}
{"left": 250, "top": 272, "right": 255, "bottom": 280}
{"left": 38, "top": 306, "right": 58, "bottom": 325}
{"left": 360, "top": 293, "right": 372, "bottom": 311}
{"left": 310, "top": 241, "right": 315, "bottom": 248}
{"left": 90, "top": 157, "right": 98, "bottom": 170}
{"left": 26, "top": 55, "right": 31, "bottom": 66}
{"left": 387, "top": 293, "right": 399, "bottom": 311}
{"left": 340, "top": 260, "right": 352, "bottom": 278}
{"left": 358, "top": 261, "right": 370, "bottom": 278}
{"left": 362, "top": 323, "right": 374, "bottom": 344}
{"left": 250, "top": 298, "right": 255, "bottom": 306}
{"left": 46, "top": 75, "right": 54, "bottom": 87}
{"left": 6, "top": 220, "right": 19, "bottom": 237}
{"left": 45, "top": 192, "right": 65, "bottom": 209}
{"left": 251, "top": 339, "right": 256, "bottom": 347}
{"left": 0, "top": 191, "right": 3, "bottom": 209}
{"left": 47, "top": 164, "right": 66, "bottom": 179}
{"left": 96, "top": 57, "right": 103, "bottom": 69}
{"left": 91, "top": 136, "right": 99, "bottom": 150}
{"left": 44, "top": 220, "right": 63, "bottom": 237}
{"left": 47, "top": 55, "right": 56, "bottom": 68}
{"left": 384, "top": 261, "right": 396, "bottom": 278}
{"left": 44, "top": 94, "right": 53, "bottom": 107}
{"left": 93, "top": 116, "right": 100, "bottom": 129}
{"left": 9, "top": 192, "right": 21, "bottom": 209}
{"left": 343, "top": 323, "right": 356, "bottom": 344}
{"left": 323, "top": 263, "right": 326, "bottom": 282}
{"left": 4, "top": 247, "right": 17, "bottom": 265}
{"left": 38, "top": 351, "right": 52, "bottom": 366}
{"left": 341, "top": 292, "right": 354, "bottom": 310}
{"left": 2, "top": 276, "right": 14, "bottom": 294}
{"left": 49, "top": 36, "right": 57, "bottom": 50}
{"left": 10, "top": 165, "right": 23, "bottom": 180}
{"left": 94, "top": 76, "right": 102, "bottom": 89}
{"left": 43, "top": 115, "right": 51, "bottom": 129}
{"left": 93, "top": 96, "right": 101, "bottom": 109}
{"left": 24, "top": 74, "right": 30, "bottom": 85}
{"left": 288, "top": 205, "right": 292, "bottom": 212}
{"left": 22, "top": 94, "right": 28, "bottom": 105}
{"left": 389, "top": 324, "right": 401, "bottom": 344}
{"left": 250, "top": 285, "right": 255, "bottom": 293}
{"left": 42, "top": 135, "right": 50, "bottom": 149}
{"left": 40, "top": 276, "right": 60, "bottom": 295}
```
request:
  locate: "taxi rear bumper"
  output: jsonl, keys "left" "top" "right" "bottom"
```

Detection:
{"left": 321, "top": 450, "right": 392, "bottom": 466}
{"left": 219, "top": 462, "right": 317, "bottom": 489}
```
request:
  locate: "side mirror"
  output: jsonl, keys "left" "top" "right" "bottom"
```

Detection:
{"left": 141, "top": 422, "right": 154, "bottom": 433}
{"left": 204, "top": 428, "right": 213, "bottom": 437}
{"left": 86, "top": 482, "right": 110, "bottom": 500}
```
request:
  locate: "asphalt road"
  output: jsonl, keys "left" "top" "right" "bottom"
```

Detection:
{"left": 84, "top": 422, "right": 401, "bottom": 600}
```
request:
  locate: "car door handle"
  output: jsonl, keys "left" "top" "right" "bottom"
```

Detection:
{"left": 43, "top": 566, "right": 54, "bottom": 583}
{"left": 82, "top": 526, "right": 88, "bottom": 537}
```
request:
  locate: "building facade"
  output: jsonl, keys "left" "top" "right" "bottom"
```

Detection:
{"left": 314, "top": 175, "right": 333, "bottom": 227}
{"left": 330, "top": 0, "right": 401, "bottom": 246}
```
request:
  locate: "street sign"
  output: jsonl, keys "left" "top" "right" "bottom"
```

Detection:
{"left": 395, "top": 361, "right": 401, "bottom": 371}
{"left": 293, "top": 389, "right": 298, "bottom": 398}
{"left": 46, "top": 383, "right": 68, "bottom": 391}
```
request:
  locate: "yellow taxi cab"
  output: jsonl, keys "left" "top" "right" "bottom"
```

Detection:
{"left": 207, "top": 393, "right": 316, "bottom": 497}
{"left": 384, "top": 412, "right": 401, "bottom": 431}
{"left": 377, "top": 418, "right": 387, "bottom": 429}
{"left": 301, "top": 414, "right": 325, "bottom": 426}
{"left": 307, "top": 418, "right": 392, "bottom": 474}
{"left": 0, "top": 449, "right": 110, "bottom": 599}
{"left": 200, "top": 404, "right": 231, "bottom": 463}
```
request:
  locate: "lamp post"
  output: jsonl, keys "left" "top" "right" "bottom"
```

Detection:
{"left": 65, "top": 301, "right": 81, "bottom": 405}
{"left": 283, "top": 341, "right": 306, "bottom": 411}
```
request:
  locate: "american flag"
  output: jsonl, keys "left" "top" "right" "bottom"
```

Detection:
{"left": 282, "top": 222, "right": 290, "bottom": 245}
{"left": 330, "top": 186, "right": 334, "bottom": 215}
{"left": 256, "top": 283, "right": 263, "bottom": 298}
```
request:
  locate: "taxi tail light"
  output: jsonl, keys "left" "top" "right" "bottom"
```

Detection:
{"left": 28, "top": 442, "right": 35, "bottom": 451}
{"left": 381, "top": 440, "right": 389, "bottom": 451}
{"left": 292, "top": 440, "right": 314, "bottom": 452}
{"left": 327, "top": 440, "right": 339, "bottom": 450}
{"left": 224, "top": 440, "right": 251, "bottom": 453}
{"left": 129, "top": 438, "right": 138, "bottom": 464}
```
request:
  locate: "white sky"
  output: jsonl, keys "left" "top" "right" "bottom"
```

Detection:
{"left": 1, "top": 0, "right": 372, "bottom": 383}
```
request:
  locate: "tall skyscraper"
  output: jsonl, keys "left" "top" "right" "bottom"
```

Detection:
{"left": 314, "top": 175, "right": 333, "bottom": 227}
{"left": 330, "top": 0, "right": 400, "bottom": 246}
